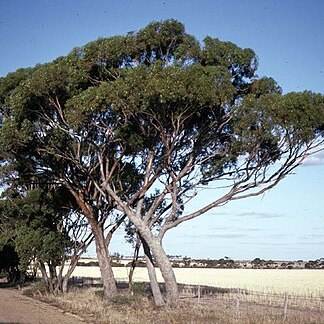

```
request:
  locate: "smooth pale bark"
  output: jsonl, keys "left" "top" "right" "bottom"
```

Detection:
{"left": 133, "top": 221, "right": 179, "bottom": 307}
{"left": 62, "top": 255, "right": 81, "bottom": 293}
{"left": 104, "top": 188, "right": 179, "bottom": 306}
{"left": 142, "top": 238, "right": 165, "bottom": 307}
{"left": 95, "top": 231, "right": 118, "bottom": 298}
{"left": 147, "top": 238, "right": 179, "bottom": 307}
{"left": 62, "top": 278, "right": 68, "bottom": 294}
{"left": 59, "top": 255, "right": 82, "bottom": 294}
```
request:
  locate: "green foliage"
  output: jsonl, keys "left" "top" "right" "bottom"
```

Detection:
{"left": 3, "top": 19, "right": 322, "bottom": 194}
{"left": 1, "top": 19, "right": 322, "bottom": 156}
{"left": 0, "top": 187, "right": 73, "bottom": 273}
{"left": 15, "top": 226, "right": 69, "bottom": 272}
{"left": 201, "top": 36, "right": 258, "bottom": 83}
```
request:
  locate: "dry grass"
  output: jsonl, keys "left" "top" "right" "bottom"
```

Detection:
{"left": 39, "top": 286, "right": 324, "bottom": 324}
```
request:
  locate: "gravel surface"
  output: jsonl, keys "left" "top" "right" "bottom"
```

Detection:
{"left": 0, "top": 288, "right": 85, "bottom": 324}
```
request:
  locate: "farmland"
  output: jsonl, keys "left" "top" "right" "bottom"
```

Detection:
{"left": 19, "top": 260, "right": 323, "bottom": 323}
{"left": 43, "top": 265, "right": 324, "bottom": 323}
{"left": 67, "top": 264, "right": 324, "bottom": 297}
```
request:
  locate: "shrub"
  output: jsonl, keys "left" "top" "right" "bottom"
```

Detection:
{"left": 131, "top": 282, "right": 146, "bottom": 295}
{"left": 94, "top": 289, "right": 104, "bottom": 298}
{"left": 109, "top": 294, "right": 134, "bottom": 305}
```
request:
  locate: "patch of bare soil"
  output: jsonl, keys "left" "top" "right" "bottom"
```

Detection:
{"left": 0, "top": 287, "right": 85, "bottom": 324}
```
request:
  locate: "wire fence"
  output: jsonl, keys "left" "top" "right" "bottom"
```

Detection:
{"left": 68, "top": 277, "right": 324, "bottom": 315}
{"left": 178, "top": 284, "right": 324, "bottom": 314}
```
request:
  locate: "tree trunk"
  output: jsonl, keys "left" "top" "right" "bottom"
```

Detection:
{"left": 134, "top": 224, "right": 179, "bottom": 307}
{"left": 128, "top": 237, "right": 141, "bottom": 293}
{"left": 39, "top": 262, "right": 53, "bottom": 293}
{"left": 60, "top": 254, "right": 83, "bottom": 294}
{"left": 142, "top": 238, "right": 165, "bottom": 307}
{"left": 149, "top": 239, "right": 179, "bottom": 307}
{"left": 48, "top": 262, "right": 59, "bottom": 293}
{"left": 19, "top": 271, "right": 26, "bottom": 284}
{"left": 56, "top": 264, "right": 64, "bottom": 294}
{"left": 94, "top": 230, "right": 118, "bottom": 298}
{"left": 68, "top": 190, "right": 117, "bottom": 298}
{"left": 62, "top": 277, "right": 69, "bottom": 294}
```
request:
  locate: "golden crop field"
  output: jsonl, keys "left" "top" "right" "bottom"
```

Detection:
{"left": 67, "top": 266, "right": 324, "bottom": 297}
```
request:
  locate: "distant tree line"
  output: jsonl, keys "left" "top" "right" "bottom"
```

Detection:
{"left": 75, "top": 256, "right": 324, "bottom": 269}
{"left": 304, "top": 258, "right": 324, "bottom": 269}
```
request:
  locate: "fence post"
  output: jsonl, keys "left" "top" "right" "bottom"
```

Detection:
{"left": 283, "top": 292, "right": 288, "bottom": 318}
{"left": 197, "top": 285, "right": 201, "bottom": 303}
{"left": 236, "top": 288, "right": 240, "bottom": 312}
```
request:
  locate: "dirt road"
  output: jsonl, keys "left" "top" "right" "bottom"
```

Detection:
{"left": 0, "top": 288, "right": 84, "bottom": 324}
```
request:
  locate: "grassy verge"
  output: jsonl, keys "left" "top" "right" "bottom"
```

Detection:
{"left": 35, "top": 285, "right": 324, "bottom": 324}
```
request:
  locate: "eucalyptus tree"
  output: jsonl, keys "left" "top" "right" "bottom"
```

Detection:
{"left": 0, "top": 55, "right": 130, "bottom": 297}
{"left": 1, "top": 19, "right": 324, "bottom": 306}
{"left": 66, "top": 22, "right": 324, "bottom": 306}
{"left": 0, "top": 186, "right": 93, "bottom": 293}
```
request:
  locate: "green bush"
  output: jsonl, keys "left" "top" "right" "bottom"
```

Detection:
{"left": 131, "top": 282, "right": 146, "bottom": 295}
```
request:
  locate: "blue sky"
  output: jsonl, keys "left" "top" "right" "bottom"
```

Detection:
{"left": 1, "top": 0, "right": 323, "bottom": 260}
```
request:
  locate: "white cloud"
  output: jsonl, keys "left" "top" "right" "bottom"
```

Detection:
{"left": 232, "top": 211, "right": 283, "bottom": 219}
{"left": 302, "top": 150, "right": 324, "bottom": 166}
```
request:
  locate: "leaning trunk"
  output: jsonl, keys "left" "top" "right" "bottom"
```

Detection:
{"left": 52, "top": 255, "right": 82, "bottom": 294}
{"left": 61, "top": 254, "right": 83, "bottom": 294}
{"left": 148, "top": 239, "right": 179, "bottom": 307}
{"left": 142, "top": 238, "right": 165, "bottom": 307}
{"left": 38, "top": 262, "right": 49, "bottom": 291}
{"left": 39, "top": 262, "right": 53, "bottom": 293}
{"left": 135, "top": 225, "right": 179, "bottom": 307}
{"left": 128, "top": 238, "right": 141, "bottom": 293}
{"left": 94, "top": 229, "right": 118, "bottom": 298}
